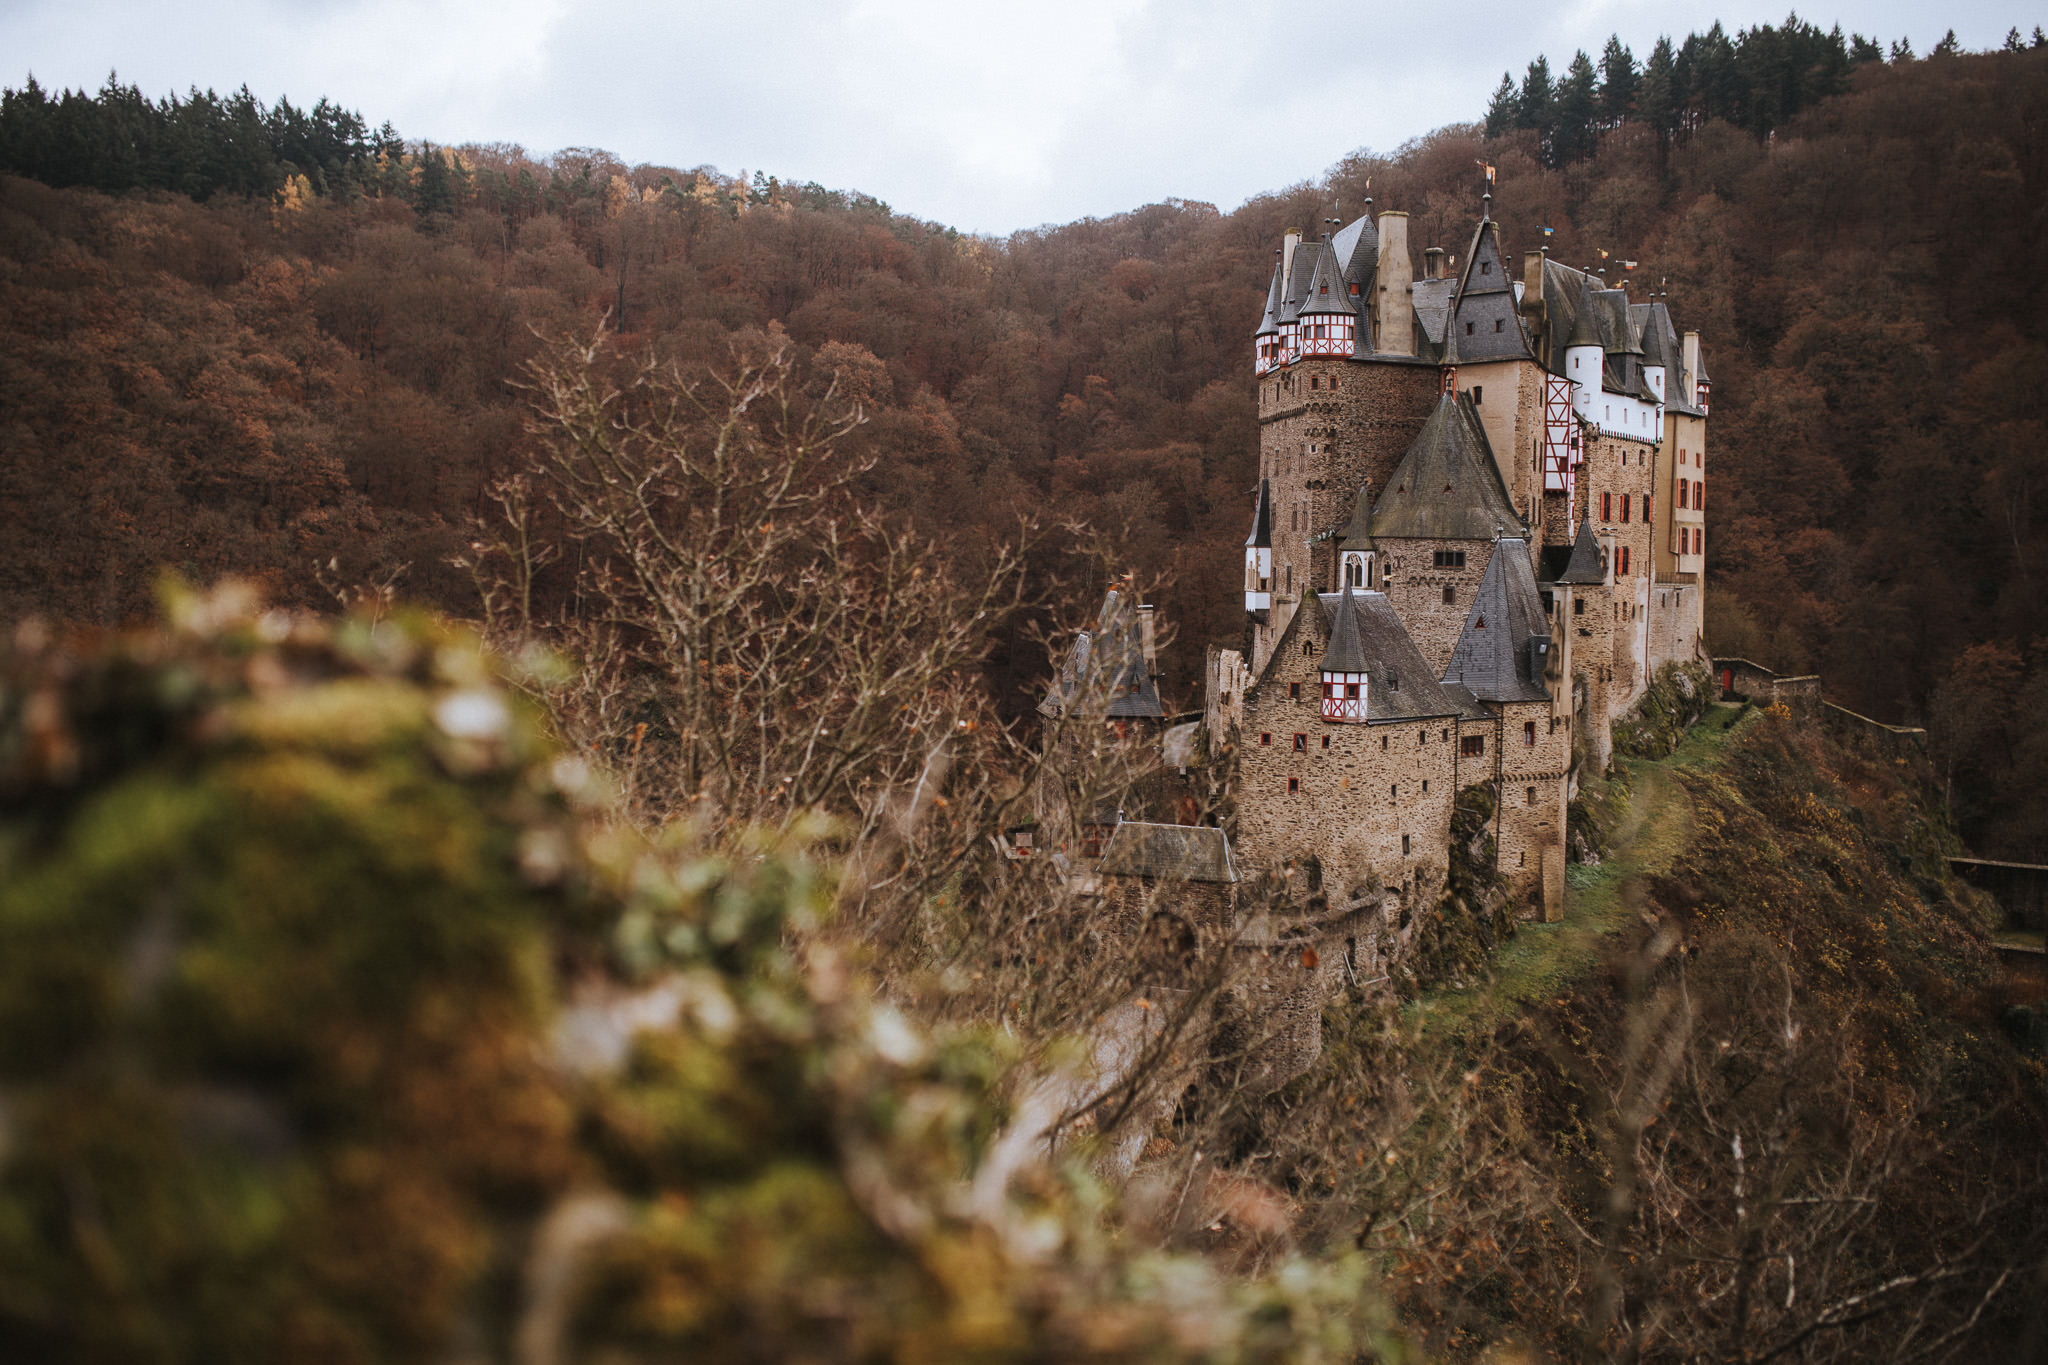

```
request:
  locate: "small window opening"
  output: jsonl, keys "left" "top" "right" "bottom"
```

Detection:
{"left": 1461, "top": 734, "right": 1485, "bottom": 757}
{"left": 1289, "top": 682, "right": 1301, "bottom": 700}
{"left": 1293, "top": 733, "right": 1307, "bottom": 752}
{"left": 1526, "top": 785, "right": 1537, "bottom": 806}
{"left": 1288, "top": 777, "right": 1300, "bottom": 793}
{"left": 1465, "top": 321, "right": 1475, "bottom": 335}
{"left": 1321, "top": 735, "right": 1330, "bottom": 749}
{"left": 1402, "top": 834, "right": 1412, "bottom": 854}
{"left": 1443, "top": 585, "right": 1456, "bottom": 605}
{"left": 1259, "top": 732, "right": 1272, "bottom": 746}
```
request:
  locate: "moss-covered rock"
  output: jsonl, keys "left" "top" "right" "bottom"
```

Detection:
{"left": 0, "top": 584, "right": 1374, "bottom": 1364}
{"left": 1612, "top": 661, "right": 1713, "bottom": 760}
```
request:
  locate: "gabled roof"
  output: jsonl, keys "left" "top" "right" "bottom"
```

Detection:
{"left": 1039, "top": 588, "right": 1164, "bottom": 720}
{"left": 1445, "top": 218, "right": 1533, "bottom": 363}
{"left": 1335, "top": 483, "right": 1374, "bottom": 554}
{"left": 1552, "top": 516, "right": 1608, "bottom": 585}
{"left": 1254, "top": 257, "right": 1282, "bottom": 338}
{"left": 1320, "top": 587, "right": 1370, "bottom": 672}
{"left": 1246, "top": 477, "right": 1273, "bottom": 549}
{"left": 1297, "top": 239, "right": 1356, "bottom": 317}
{"left": 1098, "top": 820, "right": 1237, "bottom": 883}
{"left": 1368, "top": 392, "right": 1526, "bottom": 542}
{"left": 1442, "top": 539, "right": 1551, "bottom": 703}
{"left": 1411, "top": 277, "right": 1456, "bottom": 349}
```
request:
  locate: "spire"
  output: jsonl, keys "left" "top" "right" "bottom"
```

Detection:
{"left": 1336, "top": 483, "right": 1374, "bottom": 554}
{"left": 1555, "top": 513, "right": 1607, "bottom": 584}
{"left": 1567, "top": 277, "right": 1603, "bottom": 349}
{"left": 1246, "top": 478, "right": 1274, "bottom": 548}
{"left": 1319, "top": 587, "right": 1370, "bottom": 674}
{"left": 1254, "top": 255, "right": 1282, "bottom": 338}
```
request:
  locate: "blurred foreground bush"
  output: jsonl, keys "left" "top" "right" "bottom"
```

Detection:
{"left": 0, "top": 585, "right": 1371, "bottom": 1364}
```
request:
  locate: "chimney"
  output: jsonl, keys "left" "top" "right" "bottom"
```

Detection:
{"left": 1423, "top": 246, "right": 1445, "bottom": 281}
{"left": 1282, "top": 229, "right": 1301, "bottom": 291}
{"left": 1372, "top": 211, "right": 1413, "bottom": 357}
{"left": 1681, "top": 331, "right": 1702, "bottom": 407}
{"left": 1136, "top": 604, "right": 1158, "bottom": 678}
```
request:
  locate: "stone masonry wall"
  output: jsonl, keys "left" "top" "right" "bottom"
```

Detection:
{"left": 1494, "top": 697, "right": 1571, "bottom": 916}
{"left": 1236, "top": 616, "right": 1464, "bottom": 897}
{"left": 1379, "top": 536, "right": 1497, "bottom": 673}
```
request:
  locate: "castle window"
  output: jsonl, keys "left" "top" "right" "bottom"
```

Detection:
{"left": 1432, "top": 550, "right": 1466, "bottom": 569}
{"left": 1495, "top": 318, "right": 1504, "bottom": 332}
{"left": 1288, "top": 777, "right": 1300, "bottom": 793}
{"left": 1461, "top": 734, "right": 1485, "bottom": 757}
{"left": 1303, "top": 640, "right": 1313, "bottom": 656}
{"left": 1423, "top": 780, "right": 1429, "bottom": 793}
{"left": 1443, "top": 586, "right": 1455, "bottom": 605}
{"left": 1519, "top": 850, "right": 1526, "bottom": 867}
{"left": 1260, "top": 732, "right": 1272, "bottom": 746}
{"left": 1621, "top": 494, "right": 1631, "bottom": 523}
{"left": 1482, "top": 261, "right": 1492, "bottom": 275}
{"left": 1402, "top": 834, "right": 1412, "bottom": 855}
{"left": 1524, "top": 721, "right": 1537, "bottom": 747}
{"left": 1644, "top": 494, "right": 1652, "bottom": 524}
{"left": 1331, "top": 377, "right": 1340, "bottom": 389}
{"left": 1465, "top": 321, "right": 1475, "bottom": 335}
{"left": 1289, "top": 682, "right": 1301, "bottom": 700}
{"left": 1311, "top": 376, "right": 1321, "bottom": 389}
{"left": 1321, "top": 735, "right": 1330, "bottom": 749}
{"left": 1293, "top": 733, "right": 1307, "bottom": 752}
{"left": 1471, "top": 385, "right": 1483, "bottom": 405}
{"left": 1526, "top": 785, "right": 1538, "bottom": 805}
{"left": 1574, "top": 596, "right": 1586, "bottom": 615}
{"left": 1391, "top": 784, "right": 1398, "bottom": 798}
{"left": 1388, "top": 673, "right": 1399, "bottom": 690}
{"left": 1442, "top": 728, "right": 1450, "bottom": 741}
{"left": 1601, "top": 492, "right": 1613, "bottom": 521}
{"left": 1381, "top": 735, "right": 1389, "bottom": 750}
{"left": 1678, "top": 482, "right": 1688, "bottom": 509}
{"left": 1475, "top": 614, "right": 1485, "bottom": 629}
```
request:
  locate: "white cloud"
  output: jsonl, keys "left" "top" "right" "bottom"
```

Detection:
{"left": 2, "top": 0, "right": 2028, "bottom": 233}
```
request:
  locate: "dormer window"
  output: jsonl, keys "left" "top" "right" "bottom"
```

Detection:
{"left": 1481, "top": 261, "right": 1492, "bottom": 275}
{"left": 1320, "top": 671, "right": 1366, "bottom": 722}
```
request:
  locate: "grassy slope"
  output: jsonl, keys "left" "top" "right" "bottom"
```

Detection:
{"left": 1413, "top": 701, "right": 1752, "bottom": 1035}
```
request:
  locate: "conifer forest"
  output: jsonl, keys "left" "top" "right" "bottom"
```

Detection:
{"left": 1, "top": 21, "right": 2045, "bottom": 1364}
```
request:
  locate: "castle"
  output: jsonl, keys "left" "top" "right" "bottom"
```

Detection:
{"left": 1043, "top": 193, "right": 1711, "bottom": 930}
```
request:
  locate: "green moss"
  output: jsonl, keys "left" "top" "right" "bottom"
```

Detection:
{"left": 1612, "top": 661, "right": 1714, "bottom": 760}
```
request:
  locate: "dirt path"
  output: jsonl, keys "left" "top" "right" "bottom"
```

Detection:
{"left": 1413, "top": 703, "right": 1751, "bottom": 1035}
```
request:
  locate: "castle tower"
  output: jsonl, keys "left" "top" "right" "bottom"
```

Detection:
{"left": 1244, "top": 477, "right": 1274, "bottom": 616}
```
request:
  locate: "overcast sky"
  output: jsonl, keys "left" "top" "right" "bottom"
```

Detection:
{"left": 3, "top": 1, "right": 2030, "bottom": 234}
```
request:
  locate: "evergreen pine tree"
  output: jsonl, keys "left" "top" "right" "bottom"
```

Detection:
{"left": 2004, "top": 28, "right": 2024, "bottom": 52}
{"left": 1638, "top": 37, "right": 1679, "bottom": 150}
{"left": 1553, "top": 50, "right": 1600, "bottom": 163}
{"left": 1850, "top": 33, "right": 1884, "bottom": 63}
{"left": 1599, "top": 36, "right": 1637, "bottom": 127}
{"left": 1931, "top": 29, "right": 1960, "bottom": 58}
{"left": 1484, "top": 73, "right": 1517, "bottom": 138}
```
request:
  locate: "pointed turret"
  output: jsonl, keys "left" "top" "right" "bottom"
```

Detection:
{"left": 1317, "top": 588, "right": 1370, "bottom": 721}
{"left": 1296, "top": 239, "right": 1358, "bottom": 357}
{"left": 1244, "top": 478, "right": 1274, "bottom": 614}
{"left": 1254, "top": 255, "right": 1283, "bottom": 374}
{"left": 1555, "top": 514, "right": 1607, "bottom": 585}
{"left": 1336, "top": 483, "right": 1376, "bottom": 591}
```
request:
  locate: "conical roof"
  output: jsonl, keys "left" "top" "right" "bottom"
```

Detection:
{"left": 1335, "top": 483, "right": 1375, "bottom": 554}
{"left": 1245, "top": 477, "right": 1274, "bottom": 549}
{"left": 1554, "top": 514, "right": 1607, "bottom": 585}
{"left": 1254, "top": 257, "right": 1282, "bottom": 338}
{"left": 1297, "top": 239, "right": 1356, "bottom": 316}
{"left": 1442, "top": 539, "right": 1551, "bottom": 703}
{"left": 1039, "top": 588, "right": 1164, "bottom": 720}
{"left": 1320, "top": 587, "right": 1369, "bottom": 673}
{"left": 1567, "top": 278, "right": 1603, "bottom": 348}
{"left": 1368, "top": 392, "right": 1526, "bottom": 542}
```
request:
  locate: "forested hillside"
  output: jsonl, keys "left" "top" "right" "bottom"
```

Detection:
{"left": 3, "top": 39, "right": 2047, "bottom": 851}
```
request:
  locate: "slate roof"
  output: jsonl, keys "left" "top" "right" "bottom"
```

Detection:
{"left": 1445, "top": 218, "right": 1533, "bottom": 363}
{"left": 1335, "top": 482, "right": 1375, "bottom": 554}
{"left": 1332, "top": 211, "right": 1377, "bottom": 287}
{"left": 1254, "top": 257, "right": 1282, "bottom": 338}
{"left": 1038, "top": 588, "right": 1164, "bottom": 720}
{"left": 1442, "top": 539, "right": 1552, "bottom": 703}
{"left": 1412, "top": 277, "right": 1456, "bottom": 351}
{"left": 1437, "top": 680, "right": 1493, "bottom": 720}
{"left": 1098, "top": 820, "right": 1238, "bottom": 883}
{"left": 1312, "top": 590, "right": 1467, "bottom": 722}
{"left": 1297, "top": 239, "right": 1357, "bottom": 316}
{"left": 1552, "top": 516, "right": 1608, "bottom": 585}
{"left": 1368, "top": 392, "right": 1527, "bottom": 542}
{"left": 1277, "top": 240, "right": 1319, "bottom": 325}
{"left": 1246, "top": 477, "right": 1274, "bottom": 548}
{"left": 1319, "top": 587, "right": 1370, "bottom": 672}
